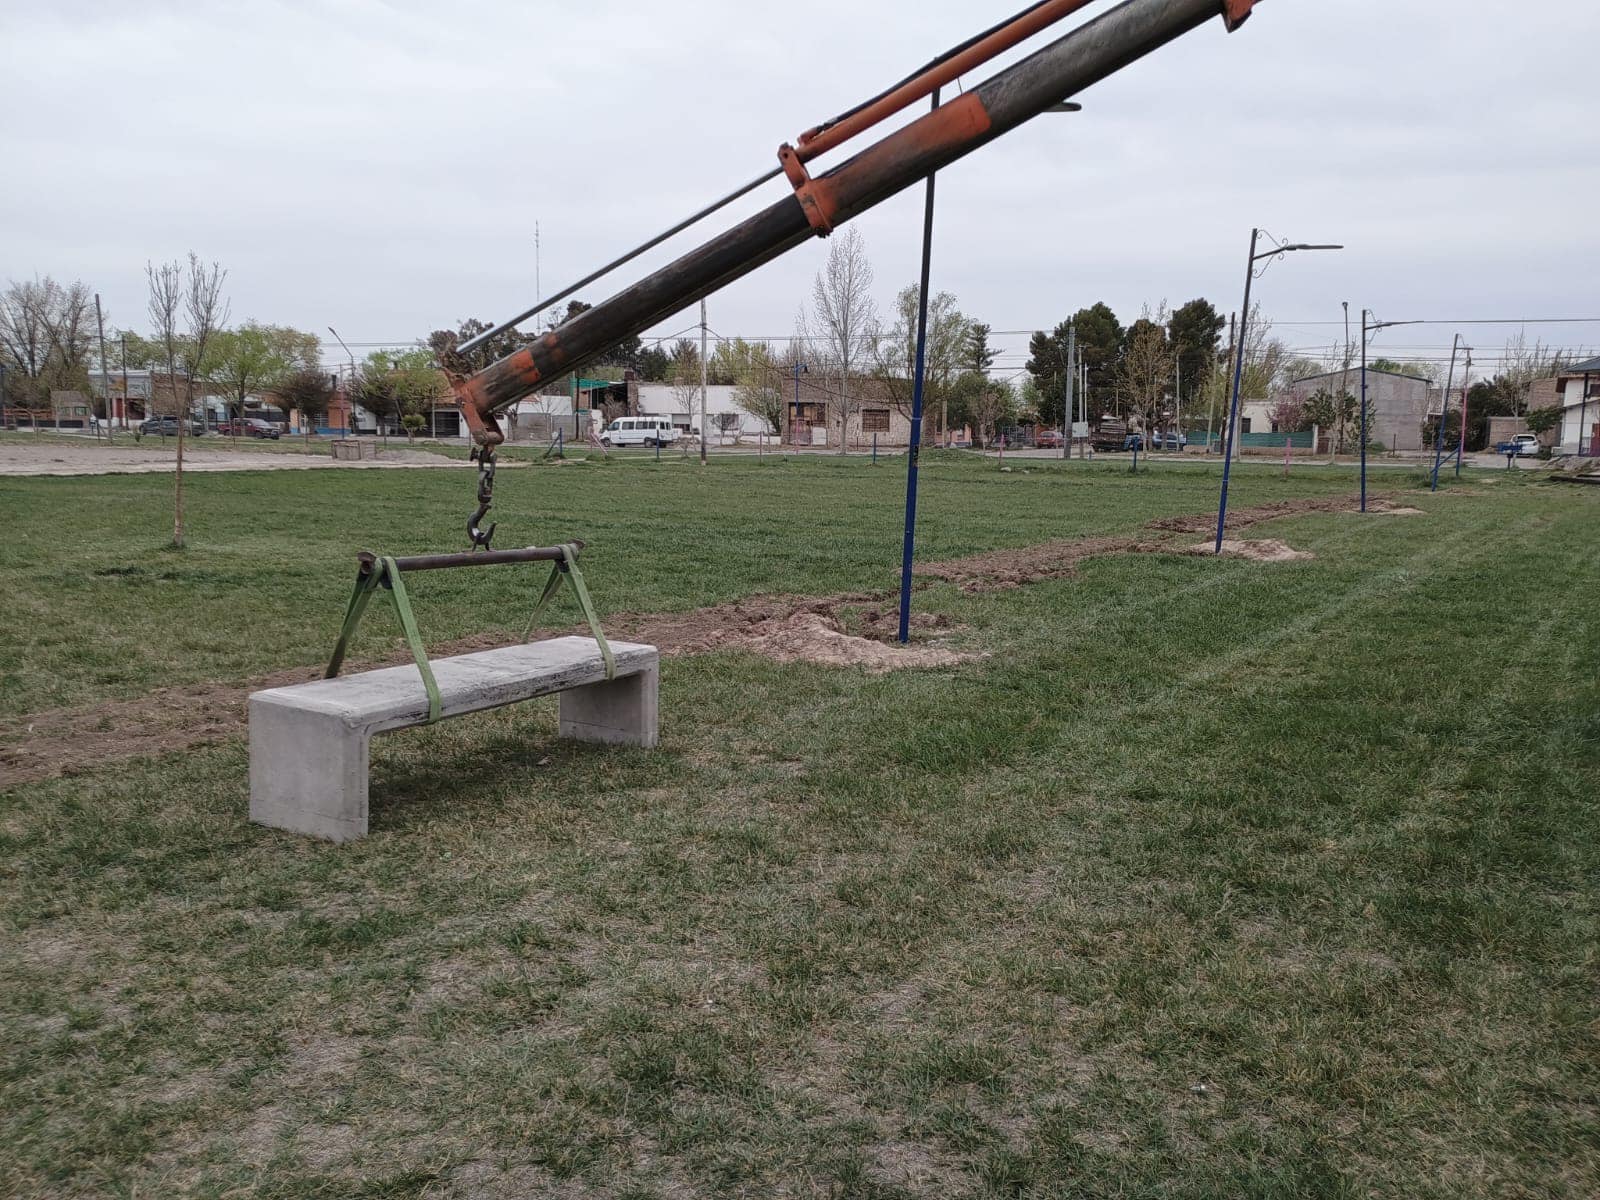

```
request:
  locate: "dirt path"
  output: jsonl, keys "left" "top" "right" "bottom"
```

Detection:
{"left": 0, "top": 441, "right": 466, "bottom": 477}
{"left": 0, "top": 493, "right": 1379, "bottom": 788}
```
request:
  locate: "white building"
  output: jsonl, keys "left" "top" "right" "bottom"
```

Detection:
{"left": 635, "top": 383, "right": 773, "bottom": 439}
{"left": 1550, "top": 357, "right": 1599, "bottom": 457}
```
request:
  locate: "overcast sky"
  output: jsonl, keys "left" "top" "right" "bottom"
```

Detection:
{"left": 4, "top": 0, "right": 1598, "bottom": 380}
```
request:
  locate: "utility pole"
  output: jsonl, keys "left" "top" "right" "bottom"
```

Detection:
{"left": 120, "top": 333, "right": 130, "bottom": 429}
{"left": 699, "top": 298, "right": 708, "bottom": 465}
{"left": 1062, "top": 321, "right": 1074, "bottom": 460}
{"left": 1457, "top": 348, "right": 1472, "bottom": 477}
{"left": 1174, "top": 357, "right": 1182, "bottom": 453}
{"left": 1079, "top": 360, "right": 1089, "bottom": 459}
{"left": 94, "top": 293, "right": 112, "bottom": 443}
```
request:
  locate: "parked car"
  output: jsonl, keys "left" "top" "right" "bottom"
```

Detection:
{"left": 1494, "top": 433, "right": 1540, "bottom": 457}
{"left": 1158, "top": 431, "right": 1188, "bottom": 451}
{"left": 1034, "top": 429, "right": 1065, "bottom": 449}
{"left": 230, "top": 417, "right": 281, "bottom": 440}
{"left": 601, "top": 416, "right": 679, "bottom": 447}
{"left": 139, "top": 416, "right": 204, "bottom": 437}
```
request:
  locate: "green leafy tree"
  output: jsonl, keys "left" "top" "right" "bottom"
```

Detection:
{"left": 1525, "top": 405, "right": 1563, "bottom": 437}
{"left": 709, "top": 338, "right": 770, "bottom": 388}
{"left": 1027, "top": 302, "right": 1123, "bottom": 427}
{"left": 1167, "top": 298, "right": 1225, "bottom": 409}
{"left": 208, "top": 323, "right": 319, "bottom": 431}
{"left": 637, "top": 344, "right": 669, "bottom": 382}
{"left": 963, "top": 322, "right": 996, "bottom": 373}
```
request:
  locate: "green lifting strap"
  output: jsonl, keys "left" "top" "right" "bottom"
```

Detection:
{"left": 325, "top": 557, "right": 442, "bottom": 723}
{"left": 524, "top": 543, "right": 615, "bottom": 681}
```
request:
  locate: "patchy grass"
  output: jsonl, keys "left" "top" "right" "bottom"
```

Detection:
{"left": 1, "top": 458, "right": 1596, "bottom": 1197}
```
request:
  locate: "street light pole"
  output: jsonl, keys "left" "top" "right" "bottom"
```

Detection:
{"left": 1431, "top": 334, "right": 1462, "bottom": 492}
{"left": 328, "top": 326, "right": 356, "bottom": 437}
{"left": 1215, "top": 230, "right": 1343, "bottom": 554}
{"left": 1359, "top": 313, "right": 1420, "bottom": 512}
{"left": 791, "top": 360, "right": 808, "bottom": 447}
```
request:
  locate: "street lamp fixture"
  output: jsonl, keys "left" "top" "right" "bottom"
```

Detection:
{"left": 1215, "top": 229, "right": 1343, "bottom": 554}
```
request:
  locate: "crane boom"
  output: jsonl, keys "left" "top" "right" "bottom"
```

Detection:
{"left": 452, "top": 0, "right": 1262, "bottom": 448}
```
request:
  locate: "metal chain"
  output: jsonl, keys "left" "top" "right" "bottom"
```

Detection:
{"left": 468, "top": 445, "right": 497, "bottom": 550}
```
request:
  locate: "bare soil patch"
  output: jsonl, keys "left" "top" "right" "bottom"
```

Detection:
{"left": 1349, "top": 504, "right": 1425, "bottom": 517}
{"left": 0, "top": 494, "right": 1362, "bottom": 787}
{"left": 1187, "top": 539, "right": 1315, "bottom": 563}
{"left": 915, "top": 535, "right": 1162, "bottom": 592}
{"left": 0, "top": 441, "right": 464, "bottom": 477}
{"left": 1146, "top": 493, "right": 1368, "bottom": 535}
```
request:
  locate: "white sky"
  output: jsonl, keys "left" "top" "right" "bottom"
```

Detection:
{"left": 3, "top": 0, "right": 1598, "bottom": 381}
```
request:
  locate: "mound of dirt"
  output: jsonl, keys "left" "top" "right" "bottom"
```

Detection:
{"left": 1185, "top": 539, "right": 1314, "bottom": 562}
{"left": 1349, "top": 504, "right": 1425, "bottom": 517}
{"left": 732, "top": 611, "right": 978, "bottom": 673}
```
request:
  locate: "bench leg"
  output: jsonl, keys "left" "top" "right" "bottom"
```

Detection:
{"left": 249, "top": 699, "right": 370, "bottom": 842}
{"left": 559, "top": 663, "right": 659, "bottom": 748}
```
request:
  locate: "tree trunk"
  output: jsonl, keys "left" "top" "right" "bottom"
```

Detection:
{"left": 1284, "top": 432, "right": 1292, "bottom": 479}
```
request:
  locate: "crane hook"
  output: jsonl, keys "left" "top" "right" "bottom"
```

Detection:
{"left": 468, "top": 445, "right": 497, "bottom": 551}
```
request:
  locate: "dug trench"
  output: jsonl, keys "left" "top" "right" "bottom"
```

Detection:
{"left": 0, "top": 494, "right": 1374, "bottom": 788}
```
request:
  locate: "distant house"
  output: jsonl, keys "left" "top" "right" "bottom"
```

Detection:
{"left": 1547, "top": 357, "right": 1600, "bottom": 456}
{"left": 1288, "top": 368, "right": 1430, "bottom": 452}
{"left": 50, "top": 390, "right": 93, "bottom": 429}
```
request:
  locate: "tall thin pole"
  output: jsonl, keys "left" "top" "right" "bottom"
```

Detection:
{"left": 1062, "top": 321, "right": 1075, "bottom": 460}
{"left": 1079, "top": 359, "right": 1088, "bottom": 459}
{"left": 699, "top": 298, "right": 709, "bottom": 465}
{"left": 1339, "top": 301, "right": 1351, "bottom": 457}
{"left": 94, "top": 293, "right": 112, "bottom": 443}
{"left": 1175, "top": 357, "right": 1182, "bottom": 452}
{"left": 898, "top": 89, "right": 941, "bottom": 645}
{"left": 120, "top": 333, "right": 130, "bottom": 429}
{"left": 1215, "top": 230, "right": 1259, "bottom": 554}
{"left": 1360, "top": 310, "right": 1370, "bottom": 512}
{"left": 1456, "top": 350, "right": 1471, "bottom": 476}
{"left": 1579, "top": 372, "right": 1591, "bottom": 458}
{"left": 1431, "top": 334, "right": 1461, "bottom": 492}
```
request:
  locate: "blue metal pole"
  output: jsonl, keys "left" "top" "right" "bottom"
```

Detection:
{"left": 1216, "top": 228, "right": 1259, "bottom": 554}
{"left": 897, "top": 90, "right": 941, "bottom": 646}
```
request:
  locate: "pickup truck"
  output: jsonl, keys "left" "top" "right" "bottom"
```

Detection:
{"left": 1494, "top": 434, "right": 1540, "bottom": 457}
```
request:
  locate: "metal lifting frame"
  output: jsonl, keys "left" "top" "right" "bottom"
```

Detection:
{"left": 325, "top": 543, "right": 613, "bottom": 723}
{"left": 449, "top": 0, "right": 1265, "bottom": 452}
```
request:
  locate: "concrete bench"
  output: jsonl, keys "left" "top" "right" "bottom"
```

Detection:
{"left": 249, "top": 636, "right": 658, "bottom": 842}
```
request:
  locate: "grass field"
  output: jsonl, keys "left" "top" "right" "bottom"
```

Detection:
{"left": 2, "top": 453, "right": 1596, "bottom": 1198}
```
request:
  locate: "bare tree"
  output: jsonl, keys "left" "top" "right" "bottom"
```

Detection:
{"left": 1116, "top": 303, "right": 1175, "bottom": 437}
{"left": 800, "top": 227, "right": 878, "bottom": 452}
{"left": 1267, "top": 392, "right": 1307, "bottom": 477}
{"left": 0, "top": 277, "right": 98, "bottom": 412}
{"left": 147, "top": 254, "right": 229, "bottom": 548}
{"left": 871, "top": 284, "right": 970, "bottom": 441}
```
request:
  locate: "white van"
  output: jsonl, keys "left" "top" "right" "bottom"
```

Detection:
{"left": 601, "top": 416, "right": 679, "bottom": 447}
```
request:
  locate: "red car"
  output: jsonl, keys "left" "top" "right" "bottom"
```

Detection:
{"left": 1034, "top": 429, "right": 1065, "bottom": 449}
